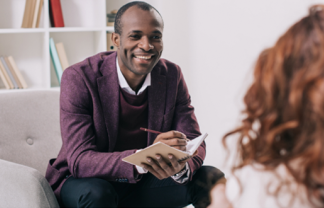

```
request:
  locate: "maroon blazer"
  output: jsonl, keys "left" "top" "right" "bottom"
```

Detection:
{"left": 45, "top": 51, "right": 205, "bottom": 203}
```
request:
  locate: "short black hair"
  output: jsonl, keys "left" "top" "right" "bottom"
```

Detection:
{"left": 114, "top": 1, "right": 163, "bottom": 35}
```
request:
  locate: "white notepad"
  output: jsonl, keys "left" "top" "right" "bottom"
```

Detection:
{"left": 122, "top": 133, "right": 208, "bottom": 166}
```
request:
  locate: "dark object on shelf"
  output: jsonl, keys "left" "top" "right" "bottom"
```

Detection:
{"left": 107, "top": 10, "right": 117, "bottom": 26}
{"left": 107, "top": 33, "right": 117, "bottom": 51}
{"left": 49, "top": 0, "right": 64, "bottom": 27}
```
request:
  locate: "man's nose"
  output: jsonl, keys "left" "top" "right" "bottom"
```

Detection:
{"left": 138, "top": 37, "right": 154, "bottom": 51}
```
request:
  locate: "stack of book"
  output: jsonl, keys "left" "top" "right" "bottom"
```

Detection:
{"left": 21, "top": 0, "right": 64, "bottom": 28}
{"left": 0, "top": 56, "right": 28, "bottom": 89}
{"left": 49, "top": 38, "right": 69, "bottom": 84}
{"left": 21, "top": 0, "right": 44, "bottom": 28}
{"left": 107, "top": 10, "right": 117, "bottom": 26}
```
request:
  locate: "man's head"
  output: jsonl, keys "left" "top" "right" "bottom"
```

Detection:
{"left": 112, "top": 1, "right": 164, "bottom": 77}
{"left": 114, "top": 1, "right": 164, "bottom": 36}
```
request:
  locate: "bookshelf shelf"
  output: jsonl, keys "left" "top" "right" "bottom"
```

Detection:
{"left": 0, "top": 28, "right": 46, "bottom": 34}
{"left": 0, "top": 0, "right": 127, "bottom": 92}
{"left": 48, "top": 27, "right": 105, "bottom": 33}
{"left": 0, "top": 87, "right": 60, "bottom": 92}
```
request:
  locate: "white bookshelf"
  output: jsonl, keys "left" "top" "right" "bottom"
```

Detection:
{"left": 0, "top": 0, "right": 129, "bottom": 91}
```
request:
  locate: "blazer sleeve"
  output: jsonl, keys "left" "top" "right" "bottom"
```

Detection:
{"left": 171, "top": 65, "right": 206, "bottom": 181}
{"left": 59, "top": 67, "right": 139, "bottom": 183}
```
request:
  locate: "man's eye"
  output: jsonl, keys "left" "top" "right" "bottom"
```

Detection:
{"left": 130, "top": 35, "right": 140, "bottom": 39}
{"left": 153, "top": 36, "right": 161, "bottom": 40}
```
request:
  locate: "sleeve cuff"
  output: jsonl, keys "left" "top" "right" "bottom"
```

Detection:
{"left": 135, "top": 149, "right": 148, "bottom": 174}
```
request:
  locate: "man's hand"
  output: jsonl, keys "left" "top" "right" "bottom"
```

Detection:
{"left": 153, "top": 130, "right": 187, "bottom": 151}
{"left": 142, "top": 130, "right": 189, "bottom": 179}
{"left": 141, "top": 154, "right": 190, "bottom": 180}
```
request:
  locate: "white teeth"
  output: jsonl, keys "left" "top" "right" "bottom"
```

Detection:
{"left": 135, "top": 56, "right": 152, "bottom": 60}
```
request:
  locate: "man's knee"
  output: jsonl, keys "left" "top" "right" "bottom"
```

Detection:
{"left": 190, "top": 166, "right": 225, "bottom": 208}
{"left": 193, "top": 166, "right": 225, "bottom": 185}
{"left": 62, "top": 177, "right": 118, "bottom": 208}
{"left": 79, "top": 179, "right": 118, "bottom": 207}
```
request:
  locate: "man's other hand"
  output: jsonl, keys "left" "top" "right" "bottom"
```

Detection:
{"left": 141, "top": 154, "right": 189, "bottom": 180}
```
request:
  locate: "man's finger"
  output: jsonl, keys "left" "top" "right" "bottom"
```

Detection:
{"left": 170, "top": 145, "right": 186, "bottom": 151}
{"left": 157, "top": 131, "right": 187, "bottom": 141}
{"left": 169, "top": 154, "right": 190, "bottom": 169}
{"left": 166, "top": 138, "right": 187, "bottom": 146}
{"left": 155, "top": 154, "right": 174, "bottom": 176}
{"left": 141, "top": 163, "right": 163, "bottom": 180}
{"left": 146, "top": 157, "right": 168, "bottom": 179}
{"left": 168, "top": 154, "right": 182, "bottom": 171}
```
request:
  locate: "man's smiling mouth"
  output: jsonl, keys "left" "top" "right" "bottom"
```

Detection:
{"left": 134, "top": 55, "right": 154, "bottom": 60}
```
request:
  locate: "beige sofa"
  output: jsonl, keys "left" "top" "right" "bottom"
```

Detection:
{"left": 0, "top": 90, "right": 61, "bottom": 208}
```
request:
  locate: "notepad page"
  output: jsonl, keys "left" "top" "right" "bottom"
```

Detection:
{"left": 186, "top": 133, "right": 208, "bottom": 155}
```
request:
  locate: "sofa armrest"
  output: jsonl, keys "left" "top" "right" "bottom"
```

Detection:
{"left": 0, "top": 159, "right": 59, "bottom": 208}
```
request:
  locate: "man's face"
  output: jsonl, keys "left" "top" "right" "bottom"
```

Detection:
{"left": 114, "top": 6, "right": 164, "bottom": 76}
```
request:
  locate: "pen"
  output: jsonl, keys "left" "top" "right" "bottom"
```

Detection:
{"left": 140, "top": 127, "right": 162, "bottom": 134}
{"left": 140, "top": 127, "right": 190, "bottom": 142}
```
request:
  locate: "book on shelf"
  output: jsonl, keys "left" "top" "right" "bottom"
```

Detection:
{"left": 7, "top": 56, "right": 28, "bottom": 89}
{"left": 21, "top": 0, "right": 33, "bottom": 28}
{"left": 0, "top": 58, "right": 14, "bottom": 89}
{"left": 122, "top": 133, "right": 208, "bottom": 167}
{"left": 33, "top": 0, "right": 44, "bottom": 28}
{"left": 0, "top": 57, "right": 18, "bottom": 89}
{"left": 0, "top": 61, "right": 10, "bottom": 89}
{"left": 30, "top": 0, "right": 39, "bottom": 28}
{"left": 49, "top": 0, "right": 65, "bottom": 27}
{"left": 21, "top": 0, "right": 44, "bottom": 28}
{"left": 5, "top": 57, "right": 22, "bottom": 89}
{"left": 49, "top": 38, "right": 63, "bottom": 84}
{"left": 0, "top": 56, "right": 28, "bottom": 90}
{"left": 55, "top": 42, "right": 69, "bottom": 70}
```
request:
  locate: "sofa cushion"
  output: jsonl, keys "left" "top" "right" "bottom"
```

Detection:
{"left": 0, "top": 90, "right": 62, "bottom": 175}
{"left": 0, "top": 159, "right": 59, "bottom": 208}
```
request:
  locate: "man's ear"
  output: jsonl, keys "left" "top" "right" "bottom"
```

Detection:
{"left": 111, "top": 32, "right": 120, "bottom": 48}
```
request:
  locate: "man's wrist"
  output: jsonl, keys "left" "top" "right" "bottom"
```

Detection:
{"left": 174, "top": 165, "right": 187, "bottom": 177}
{"left": 172, "top": 162, "right": 189, "bottom": 179}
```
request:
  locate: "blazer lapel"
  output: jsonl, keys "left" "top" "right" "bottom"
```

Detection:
{"left": 147, "top": 63, "right": 166, "bottom": 145}
{"left": 97, "top": 53, "right": 119, "bottom": 152}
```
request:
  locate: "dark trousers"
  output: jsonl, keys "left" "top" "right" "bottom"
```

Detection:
{"left": 60, "top": 166, "right": 224, "bottom": 208}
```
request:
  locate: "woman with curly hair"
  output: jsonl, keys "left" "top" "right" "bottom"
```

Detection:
{"left": 209, "top": 5, "right": 324, "bottom": 208}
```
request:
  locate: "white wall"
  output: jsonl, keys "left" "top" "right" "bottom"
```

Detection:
{"left": 142, "top": 0, "right": 324, "bottom": 175}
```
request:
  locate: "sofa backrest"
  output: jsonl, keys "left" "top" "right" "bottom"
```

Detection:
{"left": 0, "top": 90, "right": 62, "bottom": 176}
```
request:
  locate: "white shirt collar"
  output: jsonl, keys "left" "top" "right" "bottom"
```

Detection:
{"left": 116, "top": 57, "right": 151, "bottom": 95}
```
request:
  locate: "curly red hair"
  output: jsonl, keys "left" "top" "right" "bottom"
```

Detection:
{"left": 223, "top": 5, "right": 324, "bottom": 205}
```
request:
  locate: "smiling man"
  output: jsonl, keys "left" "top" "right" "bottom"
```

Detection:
{"left": 45, "top": 1, "right": 224, "bottom": 208}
